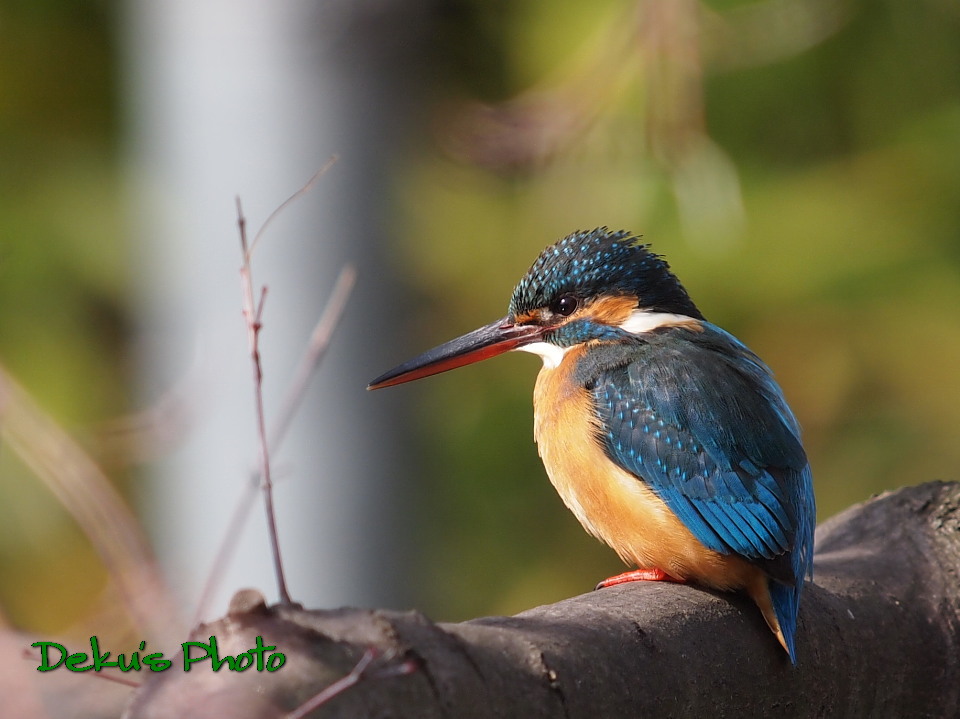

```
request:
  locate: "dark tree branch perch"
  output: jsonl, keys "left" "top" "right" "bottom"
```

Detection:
{"left": 126, "top": 481, "right": 960, "bottom": 718}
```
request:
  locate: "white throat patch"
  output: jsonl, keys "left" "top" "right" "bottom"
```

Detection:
{"left": 516, "top": 341, "right": 571, "bottom": 369}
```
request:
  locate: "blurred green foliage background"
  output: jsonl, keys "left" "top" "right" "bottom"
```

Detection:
{"left": 0, "top": 1, "right": 127, "bottom": 632}
{"left": 2, "top": 0, "right": 959, "bottom": 633}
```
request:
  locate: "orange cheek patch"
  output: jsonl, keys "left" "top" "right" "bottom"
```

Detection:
{"left": 582, "top": 295, "right": 637, "bottom": 326}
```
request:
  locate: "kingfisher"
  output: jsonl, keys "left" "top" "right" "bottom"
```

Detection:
{"left": 368, "top": 228, "right": 815, "bottom": 662}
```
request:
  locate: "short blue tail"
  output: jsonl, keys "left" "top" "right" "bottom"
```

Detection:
{"left": 770, "top": 579, "right": 801, "bottom": 662}
{"left": 770, "top": 465, "right": 816, "bottom": 664}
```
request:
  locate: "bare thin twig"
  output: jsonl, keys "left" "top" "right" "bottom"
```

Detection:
{"left": 204, "top": 162, "right": 345, "bottom": 615}
{"left": 249, "top": 156, "right": 339, "bottom": 258}
{"left": 236, "top": 198, "right": 292, "bottom": 605}
{"left": 269, "top": 263, "right": 356, "bottom": 449}
{"left": 192, "top": 485, "right": 259, "bottom": 625}
{"left": 285, "top": 648, "right": 417, "bottom": 719}
{"left": 192, "top": 263, "right": 356, "bottom": 624}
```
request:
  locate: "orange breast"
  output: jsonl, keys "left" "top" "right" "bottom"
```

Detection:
{"left": 531, "top": 345, "right": 765, "bottom": 593}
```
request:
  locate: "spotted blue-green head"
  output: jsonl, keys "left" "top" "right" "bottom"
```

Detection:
{"left": 368, "top": 228, "right": 703, "bottom": 388}
{"left": 509, "top": 228, "right": 703, "bottom": 322}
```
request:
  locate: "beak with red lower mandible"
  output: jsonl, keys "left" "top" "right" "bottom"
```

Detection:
{"left": 367, "top": 317, "right": 544, "bottom": 390}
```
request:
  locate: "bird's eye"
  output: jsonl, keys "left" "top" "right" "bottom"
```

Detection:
{"left": 551, "top": 295, "right": 579, "bottom": 317}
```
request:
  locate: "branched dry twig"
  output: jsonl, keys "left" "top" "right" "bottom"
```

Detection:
{"left": 193, "top": 264, "right": 356, "bottom": 623}
{"left": 224, "top": 159, "right": 346, "bottom": 610}
{"left": 236, "top": 199, "right": 292, "bottom": 605}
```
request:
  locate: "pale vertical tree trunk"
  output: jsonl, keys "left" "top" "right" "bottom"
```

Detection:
{"left": 123, "top": 0, "right": 433, "bottom": 616}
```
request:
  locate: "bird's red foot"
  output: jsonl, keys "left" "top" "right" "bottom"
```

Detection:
{"left": 595, "top": 568, "right": 683, "bottom": 590}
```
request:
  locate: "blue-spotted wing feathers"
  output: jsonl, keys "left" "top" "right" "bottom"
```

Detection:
{"left": 579, "top": 324, "right": 814, "bottom": 586}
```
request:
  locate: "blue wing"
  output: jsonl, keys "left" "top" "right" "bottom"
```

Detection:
{"left": 579, "top": 323, "right": 815, "bottom": 586}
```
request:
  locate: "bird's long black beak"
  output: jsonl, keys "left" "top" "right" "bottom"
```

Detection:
{"left": 367, "top": 316, "right": 543, "bottom": 390}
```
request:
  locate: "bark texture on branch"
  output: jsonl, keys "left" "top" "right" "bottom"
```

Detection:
{"left": 126, "top": 481, "right": 960, "bottom": 718}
